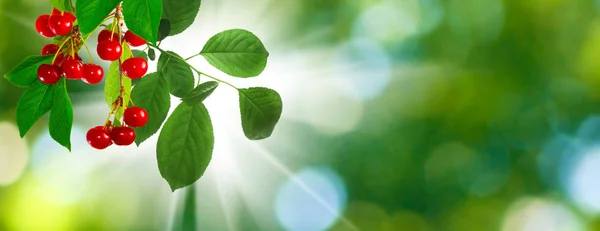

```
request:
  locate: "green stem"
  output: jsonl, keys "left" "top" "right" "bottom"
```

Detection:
{"left": 53, "top": 37, "right": 72, "bottom": 64}
{"left": 70, "top": 39, "right": 75, "bottom": 59}
{"left": 185, "top": 53, "right": 202, "bottom": 60}
{"left": 82, "top": 41, "right": 93, "bottom": 64}
{"left": 148, "top": 44, "right": 239, "bottom": 90}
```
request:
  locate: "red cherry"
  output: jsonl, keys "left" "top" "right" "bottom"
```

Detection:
{"left": 41, "top": 44, "right": 59, "bottom": 55}
{"left": 110, "top": 126, "right": 136, "bottom": 146}
{"left": 121, "top": 58, "right": 148, "bottom": 79}
{"left": 35, "top": 15, "right": 56, "bottom": 38}
{"left": 69, "top": 53, "right": 83, "bottom": 61}
{"left": 87, "top": 126, "right": 113, "bottom": 150}
{"left": 52, "top": 8, "right": 61, "bottom": 15}
{"left": 98, "top": 30, "right": 119, "bottom": 42}
{"left": 124, "top": 107, "right": 148, "bottom": 127}
{"left": 61, "top": 59, "right": 84, "bottom": 80}
{"left": 53, "top": 54, "right": 65, "bottom": 66}
{"left": 48, "top": 14, "right": 74, "bottom": 36}
{"left": 97, "top": 41, "right": 122, "bottom": 61}
{"left": 125, "top": 31, "right": 146, "bottom": 47}
{"left": 62, "top": 12, "right": 76, "bottom": 23}
{"left": 37, "top": 64, "right": 61, "bottom": 85}
{"left": 82, "top": 64, "right": 104, "bottom": 84}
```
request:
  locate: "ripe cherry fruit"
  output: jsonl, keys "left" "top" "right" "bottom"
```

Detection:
{"left": 111, "top": 126, "right": 136, "bottom": 146}
{"left": 124, "top": 107, "right": 148, "bottom": 127}
{"left": 53, "top": 54, "right": 65, "bottom": 66}
{"left": 124, "top": 31, "right": 146, "bottom": 47}
{"left": 121, "top": 58, "right": 148, "bottom": 79}
{"left": 98, "top": 30, "right": 119, "bottom": 42}
{"left": 35, "top": 15, "right": 56, "bottom": 38}
{"left": 41, "top": 44, "right": 59, "bottom": 55}
{"left": 73, "top": 53, "right": 83, "bottom": 61}
{"left": 87, "top": 126, "right": 113, "bottom": 150}
{"left": 97, "top": 41, "right": 122, "bottom": 61}
{"left": 82, "top": 64, "right": 104, "bottom": 84}
{"left": 37, "top": 64, "right": 61, "bottom": 85}
{"left": 61, "top": 59, "right": 84, "bottom": 80}
{"left": 52, "top": 8, "right": 61, "bottom": 16}
{"left": 63, "top": 12, "right": 76, "bottom": 23}
{"left": 48, "top": 13, "right": 74, "bottom": 36}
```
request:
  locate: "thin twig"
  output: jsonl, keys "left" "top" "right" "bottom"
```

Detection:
{"left": 116, "top": 4, "right": 125, "bottom": 118}
{"left": 148, "top": 43, "right": 239, "bottom": 90}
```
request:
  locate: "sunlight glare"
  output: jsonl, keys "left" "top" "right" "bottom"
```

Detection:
{"left": 0, "top": 122, "right": 28, "bottom": 186}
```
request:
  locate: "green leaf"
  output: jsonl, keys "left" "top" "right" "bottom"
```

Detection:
{"left": 4, "top": 55, "right": 53, "bottom": 87}
{"left": 16, "top": 81, "right": 54, "bottom": 137}
{"left": 200, "top": 29, "right": 269, "bottom": 78}
{"left": 49, "top": 79, "right": 73, "bottom": 151}
{"left": 157, "top": 19, "right": 171, "bottom": 41}
{"left": 52, "top": 36, "right": 65, "bottom": 44}
{"left": 161, "top": 0, "right": 201, "bottom": 35}
{"left": 182, "top": 81, "right": 217, "bottom": 105}
{"left": 50, "top": 0, "right": 73, "bottom": 12}
{"left": 158, "top": 103, "right": 214, "bottom": 191}
{"left": 158, "top": 51, "right": 194, "bottom": 97}
{"left": 75, "top": 0, "right": 121, "bottom": 35}
{"left": 239, "top": 87, "right": 282, "bottom": 140}
{"left": 148, "top": 48, "right": 156, "bottom": 61}
{"left": 104, "top": 43, "right": 133, "bottom": 117}
{"left": 132, "top": 49, "right": 148, "bottom": 61}
{"left": 130, "top": 72, "right": 170, "bottom": 145}
{"left": 122, "top": 0, "right": 162, "bottom": 44}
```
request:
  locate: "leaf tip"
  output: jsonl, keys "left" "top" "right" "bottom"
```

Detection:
{"left": 168, "top": 181, "right": 185, "bottom": 192}
{"left": 245, "top": 133, "right": 271, "bottom": 141}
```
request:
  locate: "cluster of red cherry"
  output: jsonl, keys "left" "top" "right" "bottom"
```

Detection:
{"left": 35, "top": 9, "right": 102, "bottom": 84}
{"left": 35, "top": 8, "right": 149, "bottom": 85}
{"left": 87, "top": 106, "right": 148, "bottom": 149}
{"left": 96, "top": 29, "right": 149, "bottom": 79}
{"left": 87, "top": 29, "right": 150, "bottom": 149}
{"left": 34, "top": 8, "right": 151, "bottom": 150}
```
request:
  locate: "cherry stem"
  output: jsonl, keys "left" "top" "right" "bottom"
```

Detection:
{"left": 110, "top": 18, "right": 118, "bottom": 39}
{"left": 70, "top": 39, "right": 75, "bottom": 59}
{"left": 128, "top": 44, "right": 134, "bottom": 57}
{"left": 148, "top": 43, "right": 239, "bottom": 90}
{"left": 82, "top": 41, "right": 93, "bottom": 64}
{"left": 53, "top": 37, "right": 72, "bottom": 64}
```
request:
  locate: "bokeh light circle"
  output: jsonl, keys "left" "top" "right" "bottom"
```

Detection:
{"left": 566, "top": 146, "right": 600, "bottom": 214}
{"left": 352, "top": 0, "right": 444, "bottom": 44}
{"left": 501, "top": 198, "right": 583, "bottom": 231}
{"left": 331, "top": 38, "right": 391, "bottom": 100}
{"left": 0, "top": 122, "right": 29, "bottom": 186}
{"left": 30, "top": 125, "right": 97, "bottom": 205}
{"left": 275, "top": 167, "right": 347, "bottom": 231}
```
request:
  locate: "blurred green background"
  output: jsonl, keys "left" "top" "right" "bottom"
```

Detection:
{"left": 2, "top": 0, "right": 600, "bottom": 230}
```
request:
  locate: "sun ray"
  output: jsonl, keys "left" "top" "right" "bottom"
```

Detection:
{"left": 164, "top": 191, "right": 182, "bottom": 231}
{"left": 215, "top": 177, "right": 238, "bottom": 231}
{"left": 0, "top": 10, "right": 38, "bottom": 34}
{"left": 248, "top": 142, "right": 360, "bottom": 231}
